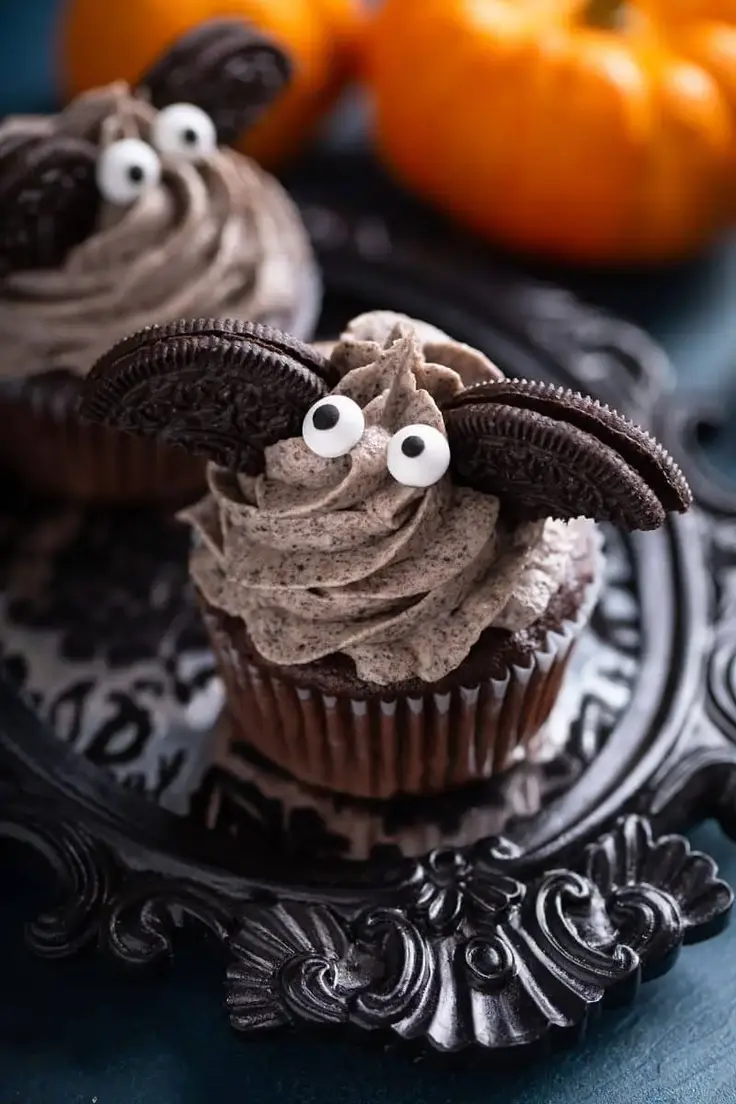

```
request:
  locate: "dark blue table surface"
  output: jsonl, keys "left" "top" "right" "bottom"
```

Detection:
{"left": 3, "top": 4, "right": 736, "bottom": 1100}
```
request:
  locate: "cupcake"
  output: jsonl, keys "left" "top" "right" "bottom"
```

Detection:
{"left": 79, "top": 312, "right": 692, "bottom": 798}
{"left": 0, "top": 19, "right": 320, "bottom": 506}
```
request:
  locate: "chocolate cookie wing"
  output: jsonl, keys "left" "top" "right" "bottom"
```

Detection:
{"left": 138, "top": 18, "right": 292, "bottom": 147}
{"left": 441, "top": 380, "right": 692, "bottom": 530}
{"left": 79, "top": 318, "right": 339, "bottom": 474}
{"left": 0, "top": 130, "right": 98, "bottom": 274}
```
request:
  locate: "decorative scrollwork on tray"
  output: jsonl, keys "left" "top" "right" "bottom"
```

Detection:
{"left": 0, "top": 788, "right": 119, "bottom": 957}
{"left": 224, "top": 817, "right": 732, "bottom": 1051}
{"left": 1, "top": 783, "right": 731, "bottom": 1054}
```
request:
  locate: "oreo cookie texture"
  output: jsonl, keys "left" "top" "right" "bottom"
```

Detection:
{"left": 0, "top": 129, "right": 99, "bottom": 276}
{"left": 80, "top": 319, "right": 339, "bottom": 475}
{"left": 139, "top": 18, "right": 292, "bottom": 146}
{"left": 442, "top": 380, "right": 692, "bottom": 530}
{"left": 80, "top": 316, "right": 691, "bottom": 532}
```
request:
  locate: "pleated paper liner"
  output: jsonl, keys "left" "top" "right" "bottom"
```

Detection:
{"left": 196, "top": 706, "right": 587, "bottom": 860}
{"left": 198, "top": 536, "right": 603, "bottom": 801}
{"left": 0, "top": 375, "right": 206, "bottom": 506}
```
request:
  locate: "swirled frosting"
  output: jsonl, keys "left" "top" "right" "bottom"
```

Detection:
{"left": 0, "top": 84, "right": 319, "bottom": 379}
{"left": 186, "top": 312, "right": 594, "bottom": 686}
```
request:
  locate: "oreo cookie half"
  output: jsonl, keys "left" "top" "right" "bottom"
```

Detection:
{"left": 0, "top": 131, "right": 98, "bottom": 274}
{"left": 442, "top": 379, "right": 692, "bottom": 530}
{"left": 79, "top": 318, "right": 339, "bottom": 475}
{"left": 139, "top": 18, "right": 292, "bottom": 147}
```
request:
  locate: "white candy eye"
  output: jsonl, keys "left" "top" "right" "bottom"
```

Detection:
{"left": 96, "top": 138, "right": 161, "bottom": 205}
{"left": 387, "top": 424, "right": 451, "bottom": 488}
{"left": 303, "top": 396, "right": 365, "bottom": 459}
{"left": 151, "top": 103, "right": 218, "bottom": 162}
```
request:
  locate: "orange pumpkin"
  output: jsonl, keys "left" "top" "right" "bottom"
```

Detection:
{"left": 63, "top": 0, "right": 365, "bottom": 168}
{"left": 367, "top": 0, "right": 736, "bottom": 265}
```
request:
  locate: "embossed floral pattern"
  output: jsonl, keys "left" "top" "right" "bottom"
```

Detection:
{"left": 408, "top": 844, "right": 524, "bottom": 934}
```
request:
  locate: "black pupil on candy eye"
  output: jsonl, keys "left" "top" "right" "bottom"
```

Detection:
{"left": 401, "top": 435, "right": 425, "bottom": 458}
{"left": 313, "top": 404, "right": 340, "bottom": 431}
{"left": 182, "top": 128, "right": 198, "bottom": 146}
{"left": 127, "top": 164, "right": 145, "bottom": 183}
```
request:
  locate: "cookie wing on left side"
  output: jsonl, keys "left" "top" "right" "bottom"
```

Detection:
{"left": 0, "top": 130, "right": 98, "bottom": 274}
{"left": 441, "top": 380, "right": 692, "bottom": 531}
{"left": 79, "top": 318, "right": 339, "bottom": 475}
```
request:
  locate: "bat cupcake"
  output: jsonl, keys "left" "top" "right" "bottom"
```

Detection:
{"left": 0, "top": 19, "right": 320, "bottom": 505}
{"left": 79, "top": 312, "right": 692, "bottom": 798}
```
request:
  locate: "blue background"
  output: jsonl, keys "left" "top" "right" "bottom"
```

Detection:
{"left": 0, "top": 0, "right": 61, "bottom": 114}
{"left": 3, "top": 2, "right": 736, "bottom": 1100}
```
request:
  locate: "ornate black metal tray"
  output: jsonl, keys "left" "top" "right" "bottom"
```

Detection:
{"left": 1, "top": 157, "right": 736, "bottom": 1060}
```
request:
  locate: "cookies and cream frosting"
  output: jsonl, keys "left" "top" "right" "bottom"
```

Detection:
{"left": 0, "top": 84, "right": 318, "bottom": 379}
{"left": 185, "top": 312, "right": 595, "bottom": 686}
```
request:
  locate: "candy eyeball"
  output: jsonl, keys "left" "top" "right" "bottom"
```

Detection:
{"left": 387, "top": 424, "right": 451, "bottom": 488}
{"left": 151, "top": 103, "right": 218, "bottom": 162}
{"left": 303, "top": 396, "right": 365, "bottom": 459}
{"left": 96, "top": 138, "right": 161, "bottom": 205}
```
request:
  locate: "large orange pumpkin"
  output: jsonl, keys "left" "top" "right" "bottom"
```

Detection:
{"left": 367, "top": 0, "right": 736, "bottom": 265}
{"left": 63, "top": 0, "right": 365, "bottom": 168}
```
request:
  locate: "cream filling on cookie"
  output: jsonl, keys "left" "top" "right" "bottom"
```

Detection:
{"left": 0, "top": 84, "right": 317, "bottom": 378}
{"left": 186, "top": 312, "right": 595, "bottom": 685}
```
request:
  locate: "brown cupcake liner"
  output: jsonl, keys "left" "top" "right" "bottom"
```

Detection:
{"left": 203, "top": 546, "right": 603, "bottom": 799}
{"left": 0, "top": 382, "right": 206, "bottom": 506}
{"left": 205, "top": 709, "right": 559, "bottom": 859}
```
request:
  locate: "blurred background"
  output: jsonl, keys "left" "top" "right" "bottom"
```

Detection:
{"left": 2, "top": 0, "right": 733, "bottom": 348}
{"left": 5, "top": 0, "right": 731, "bottom": 464}
{"left": 3, "top": 0, "right": 736, "bottom": 264}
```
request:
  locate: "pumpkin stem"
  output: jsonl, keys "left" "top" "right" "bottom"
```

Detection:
{"left": 583, "top": 0, "right": 625, "bottom": 29}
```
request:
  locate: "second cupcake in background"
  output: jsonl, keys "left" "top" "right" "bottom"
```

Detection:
{"left": 79, "top": 312, "right": 692, "bottom": 799}
{"left": 0, "top": 19, "right": 321, "bottom": 506}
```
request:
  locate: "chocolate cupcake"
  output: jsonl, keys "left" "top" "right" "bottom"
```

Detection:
{"left": 79, "top": 312, "right": 691, "bottom": 798}
{"left": 0, "top": 19, "right": 320, "bottom": 505}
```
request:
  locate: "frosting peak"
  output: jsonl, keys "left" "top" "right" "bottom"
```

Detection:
{"left": 187, "top": 312, "right": 589, "bottom": 685}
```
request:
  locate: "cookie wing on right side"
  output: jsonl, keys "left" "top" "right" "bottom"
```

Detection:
{"left": 441, "top": 380, "right": 692, "bottom": 531}
{"left": 79, "top": 318, "right": 339, "bottom": 475}
{"left": 138, "top": 18, "right": 292, "bottom": 148}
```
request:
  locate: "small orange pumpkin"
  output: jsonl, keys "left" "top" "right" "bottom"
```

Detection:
{"left": 63, "top": 0, "right": 365, "bottom": 168}
{"left": 367, "top": 0, "right": 736, "bottom": 265}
